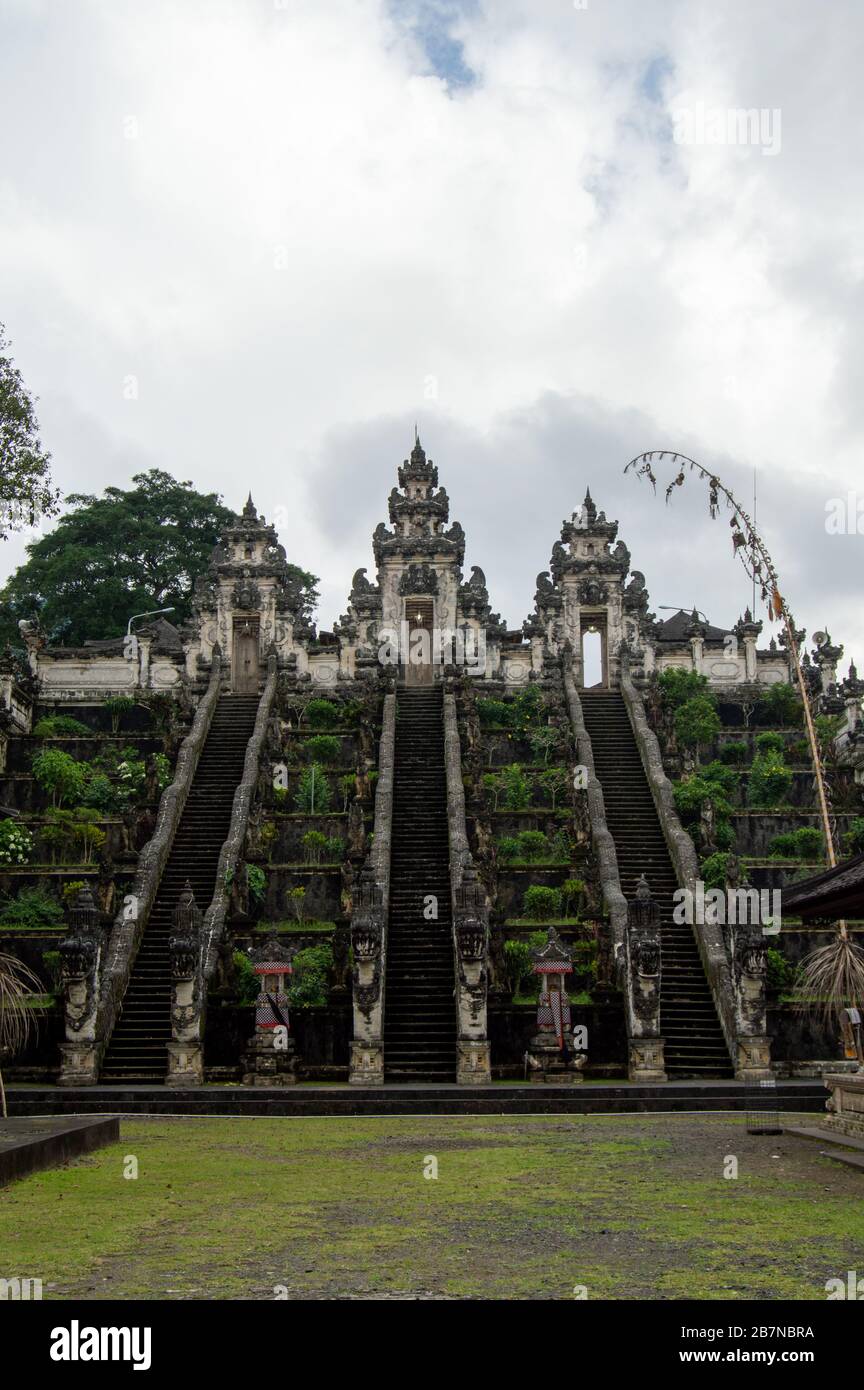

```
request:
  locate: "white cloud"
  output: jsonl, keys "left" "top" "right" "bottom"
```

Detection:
{"left": 0, "top": 0, "right": 861, "bottom": 663}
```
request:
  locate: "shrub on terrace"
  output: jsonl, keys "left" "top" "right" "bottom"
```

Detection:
{"left": 522, "top": 885, "right": 563, "bottom": 921}
{"left": 287, "top": 944, "right": 333, "bottom": 1008}
{"left": 756, "top": 682, "right": 802, "bottom": 728}
{"left": 32, "top": 715, "right": 91, "bottom": 737}
{"left": 300, "top": 735, "right": 341, "bottom": 765}
{"left": 304, "top": 699, "right": 340, "bottom": 730}
{"left": 0, "top": 886, "right": 63, "bottom": 930}
{"left": 718, "top": 741, "right": 749, "bottom": 766}
{"left": 747, "top": 749, "right": 792, "bottom": 809}
{"left": 768, "top": 828, "right": 824, "bottom": 861}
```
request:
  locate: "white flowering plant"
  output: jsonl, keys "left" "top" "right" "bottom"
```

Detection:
{"left": 0, "top": 820, "right": 34, "bottom": 866}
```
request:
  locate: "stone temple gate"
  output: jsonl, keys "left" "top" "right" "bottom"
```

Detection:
{"left": 5, "top": 434, "right": 858, "bottom": 1094}
{"left": 17, "top": 437, "right": 798, "bottom": 697}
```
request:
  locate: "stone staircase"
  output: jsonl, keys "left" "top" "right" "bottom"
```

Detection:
{"left": 580, "top": 690, "right": 732, "bottom": 1078}
{"left": 383, "top": 686, "right": 457, "bottom": 1082}
{"left": 101, "top": 694, "right": 260, "bottom": 1081}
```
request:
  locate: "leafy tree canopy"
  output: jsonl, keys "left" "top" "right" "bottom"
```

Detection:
{"left": 0, "top": 323, "right": 59, "bottom": 539}
{"left": 0, "top": 469, "right": 319, "bottom": 646}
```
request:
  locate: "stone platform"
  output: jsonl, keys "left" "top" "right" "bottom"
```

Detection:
{"left": 7, "top": 1079, "right": 826, "bottom": 1119}
{"left": 0, "top": 1115, "right": 120, "bottom": 1186}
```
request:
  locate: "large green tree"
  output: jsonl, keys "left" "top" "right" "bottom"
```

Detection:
{"left": 0, "top": 469, "right": 318, "bottom": 646}
{"left": 0, "top": 323, "right": 60, "bottom": 538}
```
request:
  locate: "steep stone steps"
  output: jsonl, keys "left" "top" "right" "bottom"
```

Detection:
{"left": 383, "top": 686, "right": 457, "bottom": 1082}
{"left": 580, "top": 689, "right": 732, "bottom": 1078}
{"left": 100, "top": 693, "right": 260, "bottom": 1082}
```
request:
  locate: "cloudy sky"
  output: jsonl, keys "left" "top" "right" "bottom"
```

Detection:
{"left": 1, "top": 0, "right": 861, "bottom": 666}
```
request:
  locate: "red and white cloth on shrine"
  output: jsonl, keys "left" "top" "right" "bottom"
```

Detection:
{"left": 537, "top": 989, "right": 572, "bottom": 1047}
{"left": 255, "top": 991, "right": 291, "bottom": 1032}
{"left": 534, "top": 950, "right": 573, "bottom": 1047}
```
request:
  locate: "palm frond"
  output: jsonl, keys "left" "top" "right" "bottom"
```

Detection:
{"left": 791, "top": 937, "right": 864, "bottom": 1026}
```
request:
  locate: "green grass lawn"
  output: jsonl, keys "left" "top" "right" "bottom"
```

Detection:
{"left": 2, "top": 1113, "right": 862, "bottom": 1300}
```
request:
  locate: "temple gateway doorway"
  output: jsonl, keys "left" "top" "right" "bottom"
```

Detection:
{"left": 580, "top": 613, "right": 608, "bottom": 688}
{"left": 405, "top": 598, "right": 434, "bottom": 687}
{"left": 232, "top": 616, "right": 260, "bottom": 694}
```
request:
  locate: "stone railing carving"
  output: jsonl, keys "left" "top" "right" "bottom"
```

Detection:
{"left": 58, "top": 652, "right": 224, "bottom": 1085}
{"left": 443, "top": 689, "right": 491, "bottom": 1084}
{"left": 57, "top": 885, "right": 106, "bottom": 1086}
{"left": 625, "top": 876, "right": 666, "bottom": 1081}
{"left": 562, "top": 665, "right": 628, "bottom": 967}
{"left": 349, "top": 689, "right": 396, "bottom": 1085}
{"left": 619, "top": 650, "right": 740, "bottom": 1072}
{"left": 166, "top": 655, "right": 279, "bottom": 1084}
{"left": 723, "top": 883, "right": 772, "bottom": 1081}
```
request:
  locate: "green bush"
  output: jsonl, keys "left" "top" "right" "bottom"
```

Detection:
{"left": 32, "top": 748, "right": 88, "bottom": 807}
{"left": 33, "top": 715, "right": 91, "bottom": 737}
{"left": 658, "top": 669, "right": 712, "bottom": 710}
{"left": 477, "top": 698, "right": 511, "bottom": 728}
{"left": 700, "top": 761, "right": 739, "bottom": 795}
{"left": 287, "top": 943, "right": 333, "bottom": 1008}
{"left": 747, "top": 751, "right": 792, "bottom": 809}
{"left": 61, "top": 880, "right": 86, "bottom": 906}
{"left": 548, "top": 830, "right": 572, "bottom": 863}
{"left": 509, "top": 684, "right": 544, "bottom": 732}
{"left": 80, "top": 773, "right": 116, "bottom": 812}
{"left": 673, "top": 776, "right": 733, "bottom": 824}
{"left": 765, "top": 947, "right": 793, "bottom": 993}
{"left": 503, "top": 932, "right": 546, "bottom": 998}
{"left": 718, "top": 741, "right": 748, "bottom": 765}
{"left": 304, "top": 699, "right": 340, "bottom": 730}
{"left": 300, "top": 735, "right": 341, "bottom": 765}
{"left": 757, "top": 682, "right": 801, "bottom": 728}
{"left": 501, "top": 763, "right": 531, "bottom": 810}
{"left": 152, "top": 752, "right": 172, "bottom": 791}
{"left": 522, "top": 885, "right": 562, "bottom": 920}
{"left": 514, "top": 830, "right": 549, "bottom": 862}
{"left": 768, "top": 828, "right": 824, "bottom": 861}
{"left": 496, "top": 836, "right": 521, "bottom": 863}
{"left": 700, "top": 852, "right": 732, "bottom": 891}
{"left": 561, "top": 877, "right": 586, "bottom": 915}
{"left": 301, "top": 829, "right": 328, "bottom": 863}
{"left": 300, "top": 830, "right": 344, "bottom": 864}
{"left": 246, "top": 864, "right": 267, "bottom": 903}
{"left": 0, "top": 885, "right": 63, "bottom": 929}
{"left": 843, "top": 818, "right": 864, "bottom": 856}
{"left": 754, "top": 731, "right": 785, "bottom": 756}
{"left": 294, "top": 763, "right": 332, "bottom": 813}
{"left": 674, "top": 696, "right": 721, "bottom": 759}
{"left": 232, "top": 950, "right": 259, "bottom": 1004}
{"left": 41, "top": 948, "right": 63, "bottom": 991}
{"left": 503, "top": 937, "right": 532, "bottom": 996}
{"left": 673, "top": 774, "right": 735, "bottom": 852}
